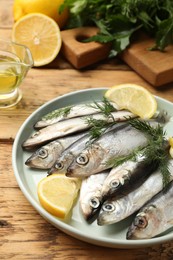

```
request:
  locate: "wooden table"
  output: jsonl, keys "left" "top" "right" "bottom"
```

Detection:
{"left": 1, "top": 1, "right": 173, "bottom": 259}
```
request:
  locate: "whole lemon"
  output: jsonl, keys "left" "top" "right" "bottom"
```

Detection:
{"left": 13, "top": 0, "right": 69, "bottom": 29}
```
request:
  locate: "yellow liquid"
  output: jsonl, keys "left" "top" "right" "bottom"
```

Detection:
{"left": 0, "top": 52, "right": 22, "bottom": 95}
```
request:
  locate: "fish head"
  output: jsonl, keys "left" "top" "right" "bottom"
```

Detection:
{"left": 80, "top": 193, "right": 102, "bottom": 220}
{"left": 97, "top": 199, "right": 123, "bottom": 225}
{"left": 126, "top": 205, "right": 161, "bottom": 239}
{"left": 102, "top": 169, "right": 130, "bottom": 200}
{"left": 25, "top": 146, "right": 54, "bottom": 169}
{"left": 22, "top": 130, "right": 42, "bottom": 149}
{"left": 48, "top": 153, "right": 74, "bottom": 175}
{"left": 67, "top": 144, "right": 106, "bottom": 178}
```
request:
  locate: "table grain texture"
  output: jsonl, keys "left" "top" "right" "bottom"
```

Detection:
{"left": 1, "top": 1, "right": 173, "bottom": 259}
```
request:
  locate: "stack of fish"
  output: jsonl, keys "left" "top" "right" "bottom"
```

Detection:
{"left": 22, "top": 100, "right": 173, "bottom": 240}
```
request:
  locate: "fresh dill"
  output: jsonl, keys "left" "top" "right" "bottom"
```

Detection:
{"left": 106, "top": 118, "right": 170, "bottom": 187}
{"left": 129, "top": 118, "right": 165, "bottom": 142}
{"left": 85, "top": 98, "right": 118, "bottom": 142}
{"left": 89, "top": 97, "right": 117, "bottom": 117}
{"left": 85, "top": 117, "right": 114, "bottom": 142}
{"left": 42, "top": 106, "right": 72, "bottom": 120}
{"left": 106, "top": 146, "right": 145, "bottom": 168}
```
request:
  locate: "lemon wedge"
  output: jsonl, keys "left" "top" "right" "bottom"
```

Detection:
{"left": 12, "top": 13, "right": 62, "bottom": 67}
{"left": 105, "top": 83, "right": 157, "bottom": 119}
{"left": 169, "top": 137, "right": 173, "bottom": 158}
{"left": 37, "top": 174, "right": 81, "bottom": 218}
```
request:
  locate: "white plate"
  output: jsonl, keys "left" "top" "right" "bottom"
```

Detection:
{"left": 12, "top": 88, "right": 173, "bottom": 248}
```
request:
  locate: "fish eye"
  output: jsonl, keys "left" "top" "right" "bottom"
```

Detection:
{"left": 76, "top": 154, "right": 88, "bottom": 165}
{"left": 102, "top": 203, "right": 115, "bottom": 212}
{"left": 89, "top": 197, "right": 100, "bottom": 209}
{"left": 38, "top": 148, "right": 48, "bottom": 158}
{"left": 32, "top": 131, "right": 40, "bottom": 137}
{"left": 110, "top": 180, "right": 120, "bottom": 188}
{"left": 135, "top": 216, "right": 148, "bottom": 228}
{"left": 55, "top": 161, "right": 64, "bottom": 170}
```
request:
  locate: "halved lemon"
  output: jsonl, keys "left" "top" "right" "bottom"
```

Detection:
{"left": 105, "top": 83, "right": 157, "bottom": 119}
{"left": 12, "top": 13, "right": 62, "bottom": 66}
{"left": 37, "top": 174, "right": 81, "bottom": 218}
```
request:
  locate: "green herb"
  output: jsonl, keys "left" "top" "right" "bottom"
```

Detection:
{"left": 85, "top": 117, "right": 114, "bottom": 142}
{"left": 129, "top": 118, "right": 165, "bottom": 142}
{"left": 90, "top": 97, "right": 117, "bottom": 117}
{"left": 42, "top": 106, "right": 72, "bottom": 120}
{"left": 60, "top": 0, "right": 173, "bottom": 56}
{"left": 107, "top": 118, "right": 170, "bottom": 187}
{"left": 84, "top": 98, "right": 117, "bottom": 141}
{"left": 107, "top": 146, "right": 145, "bottom": 168}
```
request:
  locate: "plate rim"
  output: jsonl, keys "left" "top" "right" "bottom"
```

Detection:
{"left": 12, "top": 87, "right": 173, "bottom": 248}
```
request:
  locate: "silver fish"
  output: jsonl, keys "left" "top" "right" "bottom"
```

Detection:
{"left": 79, "top": 171, "right": 109, "bottom": 220}
{"left": 48, "top": 133, "right": 90, "bottom": 175}
{"left": 127, "top": 180, "right": 173, "bottom": 240}
{"left": 34, "top": 101, "right": 119, "bottom": 129}
{"left": 25, "top": 132, "right": 86, "bottom": 169}
{"left": 22, "top": 110, "right": 136, "bottom": 150}
{"left": 48, "top": 124, "right": 124, "bottom": 175}
{"left": 101, "top": 152, "right": 157, "bottom": 200}
{"left": 66, "top": 123, "right": 153, "bottom": 178}
{"left": 98, "top": 159, "right": 173, "bottom": 226}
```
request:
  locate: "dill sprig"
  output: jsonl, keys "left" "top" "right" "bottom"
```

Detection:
{"left": 89, "top": 97, "right": 117, "bottom": 117}
{"left": 85, "top": 117, "right": 114, "bottom": 142}
{"left": 42, "top": 106, "right": 72, "bottom": 120}
{"left": 107, "top": 146, "right": 145, "bottom": 168}
{"left": 129, "top": 118, "right": 165, "bottom": 140}
{"left": 129, "top": 119, "right": 170, "bottom": 187}
{"left": 107, "top": 118, "right": 170, "bottom": 187}
{"left": 159, "top": 157, "right": 171, "bottom": 188}
{"left": 85, "top": 98, "right": 118, "bottom": 142}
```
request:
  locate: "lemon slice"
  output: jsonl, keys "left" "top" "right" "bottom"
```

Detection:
{"left": 12, "top": 13, "right": 62, "bottom": 66}
{"left": 105, "top": 83, "right": 157, "bottom": 119}
{"left": 37, "top": 174, "right": 81, "bottom": 218}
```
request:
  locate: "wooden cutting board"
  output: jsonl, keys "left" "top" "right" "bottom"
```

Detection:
{"left": 60, "top": 27, "right": 111, "bottom": 69}
{"left": 61, "top": 27, "right": 173, "bottom": 87}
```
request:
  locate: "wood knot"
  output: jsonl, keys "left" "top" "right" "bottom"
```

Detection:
{"left": 0, "top": 220, "right": 9, "bottom": 227}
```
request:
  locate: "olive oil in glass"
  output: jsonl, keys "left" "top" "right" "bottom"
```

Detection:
{"left": 0, "top": 40, "right": 33, "bottom": 108}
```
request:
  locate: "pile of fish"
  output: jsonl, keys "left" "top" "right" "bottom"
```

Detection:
{"left": 22, "top": 100, "right": 173, "bottom": 240}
